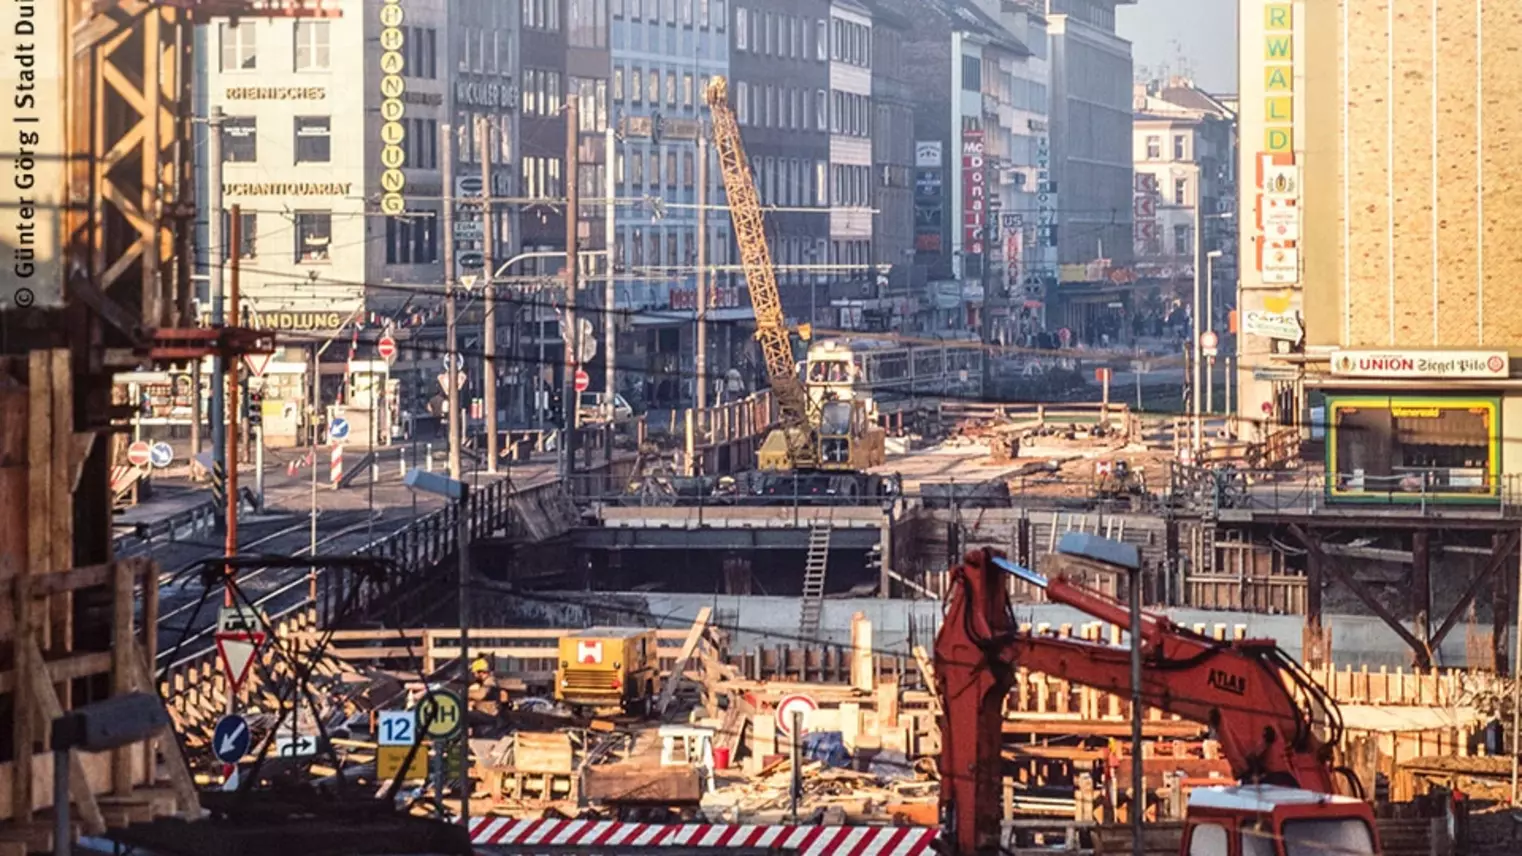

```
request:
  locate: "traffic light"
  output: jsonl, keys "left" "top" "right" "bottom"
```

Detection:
{"left": 247, "top": 388, "right": 263, "bottom": 427}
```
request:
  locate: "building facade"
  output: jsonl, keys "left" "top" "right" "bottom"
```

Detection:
{"left": 1238, "top": 0, "right": 1522, "bottom": 505}
{"left": 1044, "top": 0, "right": 1134, "bottom": 267}
{"left": 826, "top": 0, "right": 876, "bottom": 288}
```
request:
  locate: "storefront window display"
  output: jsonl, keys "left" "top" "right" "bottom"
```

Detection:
{"left": 1326, "top": 395, "right": 1500, "bottom": 504}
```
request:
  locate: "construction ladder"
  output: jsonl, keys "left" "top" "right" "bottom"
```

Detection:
{"left": 798, "top": 524, "right": 832, "bottom": 640}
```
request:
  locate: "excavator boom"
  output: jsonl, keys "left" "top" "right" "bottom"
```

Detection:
{"left": 934, "top": 548, "right": 1349, "bottom": 855}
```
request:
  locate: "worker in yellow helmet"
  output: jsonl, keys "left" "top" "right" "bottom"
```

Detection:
{"left": 466, "top": 655, "right": 505, "bottom": 733}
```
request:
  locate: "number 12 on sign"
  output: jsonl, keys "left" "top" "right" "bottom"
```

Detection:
{"left": 377, "top": 710, "right": 416, "bottom": 746}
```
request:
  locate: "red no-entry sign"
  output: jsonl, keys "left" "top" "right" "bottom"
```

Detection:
{"left": 574, "top": 369, "right": 590, "bottom": 393}
{"left": 126, "top": 441, "right": 152, "bottom": 468}
{"left": 378, "top": 334, "right": 397, "bottom": 362}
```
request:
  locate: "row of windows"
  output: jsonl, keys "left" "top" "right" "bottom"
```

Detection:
{"left": 569, "top": 0, "right": 610, "bottom": 47}
{"left": 385, "top": 212, "right": 440, "bottom": 265}
{"left": 614, "top": 0, "right": 727, "bottom": 30}
{"left": 523, "top": 0, "right": 560, "bottom": 31}
{"left": 221, "top": 211, "right": 331, "bottom": 263}
{"left": 619, "top": 148, "right": 697, "bottom": 190}
{"left": 456, "top": 29, "right": 512, "bottom": 76}
{"left": 523, "top": 68, "right": 563, "bottom": 116}
{"left": 613, "top": 67, "right": 700, "bottom": 110}
{"left": 220, "top": 116, "right": 331, "bottom": 164}
{"left": 1144, "top": 133, "right": 1191, "bottom": 161}
{"left": 831, "top": 17, "right": 871, "bottom": 67}
{"left": 733, "top": 83, "right": 872, "bottom": 138}
{"left": 734, "top": 7, "right": 827, "bottom": 61}
{"left": 522, "top": 155, "right": 565, "bottom": 200}
{"left": 831, "top": 164, "right": 872, "bottom": 208}
{"left": 220, "top": 21, "right": 439, "bottom": 79}
{"left": 831, "top": 90, "right": 871, "bottom": 138}
{"left": 751, "top": 157, "right": 825, "bottom": 208}
{"left": 617, "top": 227, "right": 727, "bottom": 269}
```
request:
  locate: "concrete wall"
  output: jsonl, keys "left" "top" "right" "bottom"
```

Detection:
{"left": 505, "top": 590, "right": 1503, "bottom": 669}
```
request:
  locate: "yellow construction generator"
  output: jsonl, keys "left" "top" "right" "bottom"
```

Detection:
{"left": 555, "top": 628, "right": 661, "bottom": 716}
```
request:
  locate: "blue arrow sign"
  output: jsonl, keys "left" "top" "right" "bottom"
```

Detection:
{"left": 149, "top": 442, "right": 174, "bottom": 468}
{"left": 328, "top": 417, "right": 350, "bottom": 442}
{"left": 213, "top": 714, "right": 250, "bottom": 764}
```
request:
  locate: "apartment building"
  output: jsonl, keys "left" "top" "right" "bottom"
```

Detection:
{"left": 825, "top": 0, "right": 875, "bottom": 286}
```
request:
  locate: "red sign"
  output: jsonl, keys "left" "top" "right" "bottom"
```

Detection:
{"left": 216, "top": 631, "right": 267, "bottom": 694}
{"left": 242, "top": 352, "right": 271, "bottom": 377}
{"left": 573, "top": 369, "right": 590, "bottom": 393}
{"left": 669, "top": 286, "right": 745, "bottom": 312}
{"left": 377, "top": 334, "right": 397, "bottom": 362}
{"left": 126, "top": 441, "right": 152, "bottom": 468}
{"left": 961, "top": 130, "right": 987, "bottom": 255}
{"left": 776, "top": 694, "right": 817, "bottom": 736}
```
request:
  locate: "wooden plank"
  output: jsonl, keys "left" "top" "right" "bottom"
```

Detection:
{"left": 129, "top": 646, "right": 199, "bottom": 816}
{"left": 47, "top": 349, "right": 74, "bottom": 709}
{"left": 657, "top": 606, "right": 711, "bottom": 717}
{"left": 24, "top": 639, "right": 105, "bottom": 835}
{"left": 111, "top": 561, "right": 134, "bottom": 795}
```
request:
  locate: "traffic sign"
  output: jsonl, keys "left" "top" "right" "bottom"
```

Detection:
{"left": 217, "top": 604, "right": 265, "bottom": 634}
{"left": 445, "top": 352, "right": 465, "bottom": 371}
{"left": 573, "top": 369, "right": 590, "bottom": 393}
{"left": 126, "top": 441, "right": 152, "bottom": 468}
{"left": 455, "top": 175, "right": 485, "bottom": 198}
{"left": 377, "top": 334, "right": 398, "bottom": 363}
{"left": 416, "top": 689, "right": 464, "bottom": 740}
{"left": 243, "top": 352, "right": 272, "bottom": 377}
{"left": 149, "top": 441, "right": 174, "bottom": 468}
{"left": 274, "top": 734, "right": 320, "bottom": 758}
{"left": 1200, "top": 330, "right": 1220, "bottom": 358}
{"left": 377, "top": 744, "right": 430, "bottom": 781}
{"left": 215, "top": 605, "right": 267, "bottom": 694}
{"left": 378, "top": 709, "right": 418, "bottom": 746}
{"left": 213, "top": 715, "right": 251, "bottom": 765}
{"left": 775, "top": 694, "right": 817, "bottom": 736}
{"left": 328, "top": 417, "right": 351, "bottom": 442}
{"left": 436, "top": 371, "right": 467, "bottom": 393}
{"left": 456, "top": 251, "right": 484, "bottom": 271}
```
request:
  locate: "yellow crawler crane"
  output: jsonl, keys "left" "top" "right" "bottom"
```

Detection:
{"left": 703, "top": 77, "right": 885, "bottom": 478}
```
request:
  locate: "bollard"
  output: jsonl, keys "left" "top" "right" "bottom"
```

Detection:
{"left": 399, "top": 450, "right": 406, "bottom": 478}
{"left": 426, "top": 444, "right": 434, "bottom": 472}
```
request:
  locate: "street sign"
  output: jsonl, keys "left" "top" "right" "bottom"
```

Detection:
{"left": 377, "top": 334, "right": 398, "bottom": 362}
{"left": 775, "top": 694, "right": 817, "bottom": 736}
{"left": 573, "top": 369, "right": 590, "bottom": 393}
{"left": 149, "top": 441, "right": 174, "bottom": 469}
{"left": 416, "top": 689, "right": 464, "bottom": 740}
{"left": 456, "top": 251, "right": 484, "bottom": 271}
{"left": 242, "top": 352, "right": 272, "bottom": 377}
{"left": 377, "top": 709, "right": 419, "bottom": 746}
{"left": 436, "top": 371, "right": 467, "bottom": 393}
{"left": 455, "top": 175, "right": 485, "bottom": 198}
{"left": 1200, "top": 331, "right": 1220, "bottom": 358}
{"left": 274, "top": 734, "right": 320, "bottom": 758}
{"left": 376, "top": 744, "right": 430, "bottom": 781}
{"left": 215, "top": 604, "right": 267, "bottom": 694}
{"left": 217, "top": 604, "right": 265, "bottom": 634}
{"left": 445, "top": 352, "right": 465, "bottom": 371}
{"left": 213, "top": 715, "right": 251, "bottom": 765}
{"left": 459, "top": 274, "right": 479, "bottom": 290}
{"left": 126, "top": 441, "right": 152, "bottom": 468}
{"left": 328, "top": 417, "right": 351, "bottom": 442}
{"left": 453, "top": 220, "right": 485, "bottom": 240}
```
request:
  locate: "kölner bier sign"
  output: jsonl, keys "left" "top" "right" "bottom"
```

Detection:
{"left": 1330, "top": 350, "right": 1509, "bottom": 380}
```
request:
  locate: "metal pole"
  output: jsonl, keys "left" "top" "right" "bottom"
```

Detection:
{"left": 443, "top": 121, "right": 462, "bottom": 480}
{"left": 480, "top": 118, "right": 499, "bottom": 475}
{"left": 1129, "top": 563, "right": 1145, "bottom": 854}
{"left": 458, "top": 486, "right": 473, "bottom": 827}
{"left": 1205, "top": 253, "right": 1215, "bottom": 415}
{"left": 254, "top": 422, "right": 264, "bottom": 512}
{"left": 53, "top": 749, "right": 70, "bottom": 856}
{"left": 560, "top": 96, "right": 580, "bottom": 481}
{"left": 789, "top": 710, "right": 803, "bottom": 820}
{"left": 1511, "top": 532, "right": 1522, "bottom": 806}
{"left": 209, "top": 107, "right": 226, "bottom": 493}
{"left": 225, "top": 205, "right": 242, "bottom": 614}
{"left": 695, "top": 132, "right": 709, "bottom": 413}
{"left": 1191, "top": 203, "right": 1203, "bottom": 458}
{"left": 310, "top": 345, "right": 319, "bottom": 557}
{"left": 604, "top": 125, "right": 617, "bottom": 421}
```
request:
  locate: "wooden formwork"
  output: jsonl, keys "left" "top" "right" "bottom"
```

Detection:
{"left": 0, "top": 351, "right": 200, "bottom": 852}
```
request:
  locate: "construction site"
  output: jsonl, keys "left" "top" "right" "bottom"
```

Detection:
{"left": 2, "top": 2, "right": 1522, "bottom": 856}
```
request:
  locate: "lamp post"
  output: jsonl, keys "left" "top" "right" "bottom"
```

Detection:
{"left": 1203, "top": 249, "right": 1223, "bottom": 419}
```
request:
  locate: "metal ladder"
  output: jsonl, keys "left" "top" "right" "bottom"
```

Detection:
{"left": 798, "top": 524, "right": 832, "bottom": 640}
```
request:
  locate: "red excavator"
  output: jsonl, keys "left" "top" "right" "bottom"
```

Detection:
{"left": 934, "top": 544, "right": 1381, "bottom": 856}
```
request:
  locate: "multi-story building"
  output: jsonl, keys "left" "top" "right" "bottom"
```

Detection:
{"left": 611, "top": 0, "right": 732, "bottom": 408}
{"left": 1044, "top": 0, "right": 1134, "bottom": 267}
{"left": 1237, "top": 0, "right": 1522, "bottom": 509}
{"left": 868, "top": 7, "right": 915, "bottom": 285}
{"left": 825, "top": 0, "right": 875, "bottom": 293}
{"left": 1132, "top": 78, "right": 1236, "bottom": 324}
{"left": 729, "top": 0, "right": 831, "bottom": 325}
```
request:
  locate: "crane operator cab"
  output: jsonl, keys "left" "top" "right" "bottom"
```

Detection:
{"left": 815, "top": 398, "right": 885, "bottom": 469}
{"left": 1182, "top": 785, "right": 1379, "bottom": 856}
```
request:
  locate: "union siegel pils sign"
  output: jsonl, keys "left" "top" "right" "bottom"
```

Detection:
{"left": 1330, "top": 350, "right": 1510, "bottom": 380}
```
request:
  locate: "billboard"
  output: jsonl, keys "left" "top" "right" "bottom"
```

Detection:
{"left": 961, "top": 130, "right": 986, "bottom": 255}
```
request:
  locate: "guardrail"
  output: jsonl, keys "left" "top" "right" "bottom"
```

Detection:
{"left": 1171, "top": 464, "right": 1522, "bottom": 517}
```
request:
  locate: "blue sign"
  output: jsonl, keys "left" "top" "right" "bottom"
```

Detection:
{"left": 328, "top": 417, "right": 350, "bottom": 442}
{"left": 213, "top": 714, "right": 250, "bottom": 764}
{"left": 149, "top": 442, "right": 174, "bottom": 468}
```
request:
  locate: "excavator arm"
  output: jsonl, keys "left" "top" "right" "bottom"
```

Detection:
{"left": 703, "top": 77, "right": 817, "bottom": 469}
{"left": 934, "top": 548, "right": 1346, "bottom": 855}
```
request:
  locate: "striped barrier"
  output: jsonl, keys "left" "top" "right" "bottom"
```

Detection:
{"left": 330, "top": 443, "right": 343, "bottom": 488}
{"left": 467, "top": 819, "right": 938, "bottom": 856}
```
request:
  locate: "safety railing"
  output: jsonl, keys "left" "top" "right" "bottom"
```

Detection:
{"left": 1172, "top": 464, "right": 1522, "bottom": 517}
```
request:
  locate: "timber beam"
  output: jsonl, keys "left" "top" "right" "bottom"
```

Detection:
{"left": 1427, "top": 529, "right": 1521, "bottom": 655}
{"left": 1285, "top": 524, "right": 1433, "bottom": 667}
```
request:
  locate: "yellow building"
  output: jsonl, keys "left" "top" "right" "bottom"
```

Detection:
{"left": 1236, "top": 0, "right": 1522, "bottom": 505}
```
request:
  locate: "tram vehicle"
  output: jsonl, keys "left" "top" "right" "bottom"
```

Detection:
{"left": 803, "top": 337, "right": 984, "bottom": 413}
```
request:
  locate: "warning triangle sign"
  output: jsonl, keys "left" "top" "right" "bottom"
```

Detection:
{"left": 215, "top": 631, "right": 266, "bottom": 693}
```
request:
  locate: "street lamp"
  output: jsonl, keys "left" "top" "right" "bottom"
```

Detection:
{"left": 1203, "top": 249, "right": 1224, "bottom": 420}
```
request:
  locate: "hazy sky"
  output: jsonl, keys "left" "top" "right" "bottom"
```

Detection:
{"left": 1117, "top": 0, "right": 1239, "bottom": 94}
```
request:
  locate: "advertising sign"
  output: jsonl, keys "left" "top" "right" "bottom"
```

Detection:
{"left": 961, "top": 130, "right": 987, "bottom": 255}
{"left": 1036, "top": 135, "right": 1056, "bottom": 248}
{"left": 1330, "top": 350, "right": 1509, "bottom": 380}
{"left": 915, "top": 141, "right": 943, "bottom": 168}
{"left": 1242, "top": 310, "right": 1304, "bottom": 342}
{"left": 378, "top": 0, "right": 407, "bottom": 216}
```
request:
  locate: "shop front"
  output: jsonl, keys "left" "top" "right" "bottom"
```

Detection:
{"left": 1325, "top": 394, "right": 1500, "bottom": 505}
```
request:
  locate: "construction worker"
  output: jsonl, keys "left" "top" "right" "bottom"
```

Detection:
{"left": 466, "top": 656, "right": 505, "bottom": 732}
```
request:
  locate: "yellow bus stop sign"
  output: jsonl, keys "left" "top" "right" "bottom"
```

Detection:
{"left": 416, "top": 689, "right": 464, "bottom": 740}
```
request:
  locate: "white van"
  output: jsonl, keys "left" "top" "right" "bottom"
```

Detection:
{"left": 578, "top": 391, "right": 634, "bottom": 423}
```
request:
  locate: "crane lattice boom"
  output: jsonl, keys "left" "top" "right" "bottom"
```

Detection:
{"left": 703, "top": 77, "right": 816, "bottom": 468}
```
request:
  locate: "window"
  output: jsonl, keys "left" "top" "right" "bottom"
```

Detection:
{"left": 682, "top": 0, "right": 693, "bottom": 26}
{"left": 569, "top": 0, "right": 608, "bottom": 47}
{"left": 221, "top": 211, "right": 257, "bottom": 259}
{"left": 614, "top": 0, "right": 625, "bottom": 17}
{"left": 1174, "top": 134, "right": 1188, "bottom": 160}
{"left": 1281, "top": 820, "right": 1376, "bottom": 856}
{"left": 1174, "top": 177, "right": 1188, "bottom": 205}
{"left": 524, "top": 0, "right": 560, "bottom": 31}
{"left": 683, "top": 150, "right": 694, "bottom": 188}
{"left": 1173, "top": 224, "right": 1190, "bottom": 255}
{"left": 1145, "top": 135, "right": 1161, "bottom": 159}
{"left": 699, "top": 0, "right": 710, "bottom": 28}
{"left": 1186, "top": 825, "right": 1228, "bottom": 856}
{"left": 222, "top": 117, "right": 257, "bottom": 162}
{"left": 682, "top": 73, "right": 694, "bottom": 108}
{"left": 295, "top": 211, "right": 332, "bottom": 263}
{"left": 1330, "top": 397, "right": 1500, "bottom": 501}
{"left": 614, "top": 67, "right": 625, "bottom": 102}
{"left": 715, "top": 0, "right": 725, "bottom": 31}
{"left": 735, "top": 5, "right": 747, "bottom": 50}
{"left": 815, "top": 89, "right": 827, "bottom": 130}
{"left": 294, "top": 116, "right": 331, "bottom": 164}
{"left": 815, "top": 161, "right": 828, "bottom": 205}
{"left": 220, "top": 22, "right": 257, "bottom": 71}
{"left": 385, "top": 211, "right": 438, "bottom": 265}
{"left": 631, "top": 68, "right": 643, "bottom": 103}
{"left": 646, "top": 67, "right": 660, "bottom": 103}
{"left": 961, "top": 55, "right": 981, "bottom": 91}
{"left": 294, "top": 21, "right": 329, "bottom": 71}
{"left": 666, "top": 151, "right": 678, "bottom": 187}
{"left": 816, "top": 19, "right": 827, "bottom": 60}
{"left": 736, "top": 81, "right": 749, "bottom": 124}
{"left": 666, "top": 71, "right": 677, "bottom": 106}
